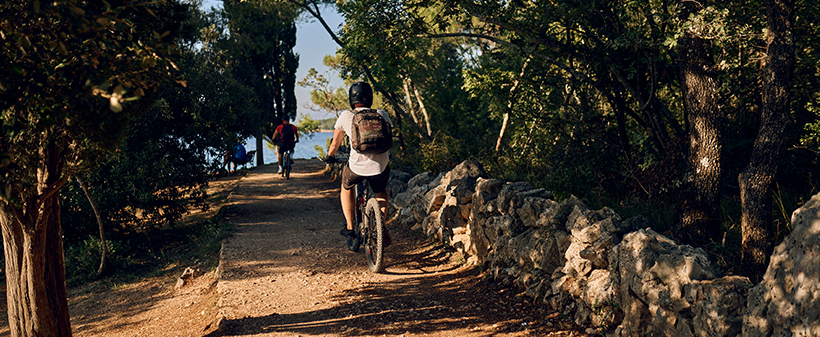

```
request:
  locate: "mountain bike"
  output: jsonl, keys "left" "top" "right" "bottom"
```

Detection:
{"left": 281, "top": 149, "right": 293, "bottom": 179}
{"left": 279, "top": 140, "right": 297, "bottom": 179}
{"left": 322, "top": 156, "right": 385, "bottom": 273}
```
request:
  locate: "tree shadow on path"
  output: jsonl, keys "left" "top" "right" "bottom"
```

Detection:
{"left": 207, "top": 160, "right": 589, "bottom": 337}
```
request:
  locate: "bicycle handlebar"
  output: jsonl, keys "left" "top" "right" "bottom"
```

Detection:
{"left": 321, "top": 155, "right": 349, "bottom": 164}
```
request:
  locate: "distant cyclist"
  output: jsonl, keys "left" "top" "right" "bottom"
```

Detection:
{"left": 271, "top": 116, "right": 298, "bottom": 174}
{"left": 326, "top": 82, "right": 392, "bottom": 245}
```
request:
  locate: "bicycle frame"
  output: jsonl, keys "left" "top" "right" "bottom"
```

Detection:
{"left": 354, "top": 180, "right": 368, "bottom": 228}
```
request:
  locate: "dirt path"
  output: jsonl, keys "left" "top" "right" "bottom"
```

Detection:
{"left": 206, "top": 160, "right": 587, "bottom": 337}
{"left": 11, "top": 160, "right": 590, "bottom": 336}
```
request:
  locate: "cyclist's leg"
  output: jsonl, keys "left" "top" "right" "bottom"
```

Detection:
{"left": 340, "top": 165, "right": 364, "bottom": 233}
{"left": 340, "top": 185, "right": 355, "bottom": 231}
{"left": 367, "top": 167, "right": 391, "bottom": 223}
{"left": 374, "top": 190, "right": 388, "bottom": 221}
{"left": 276, "top": 142, "right": 286, "bottom": 171}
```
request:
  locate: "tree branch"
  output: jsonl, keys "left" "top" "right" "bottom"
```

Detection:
{"left": 287, "top": 0, "right": 432, "bottom": 142}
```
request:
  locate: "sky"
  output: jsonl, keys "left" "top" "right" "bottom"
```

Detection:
{"left": 200, "top": 0, "right": 346, "bottom": 121}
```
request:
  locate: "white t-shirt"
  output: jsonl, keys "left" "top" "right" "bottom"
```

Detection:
{"left": 334, "top": 107, "right": 393, "bottom": 176}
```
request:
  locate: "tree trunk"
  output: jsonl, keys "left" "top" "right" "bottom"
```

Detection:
{"left": 738, "top": 0, "right": 795, "bottom": 278}
{"left": 495, "top": 55, "right": 531, "bottom": 153}
{"left": 256, "top": 127, "right": 265, "bottom": 167}
{"left": 673, "top": 0, "right": 723, "bottom": 246}
{"left": 410, "top": 79, "right": 433, "bottom": 137}
{"left": 402, "top": 78, "right": 420, "bottom": 126}
{"left": 0, "top": 144, "right": 72, "bottom": 336}
{"left": 606, "top": 92, "right": 633, "bottom": 160}
{"left": 76, "top": 176, "right": 107, "bottom": 276}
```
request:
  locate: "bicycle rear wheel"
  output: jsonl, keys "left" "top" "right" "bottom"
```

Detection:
{"left": 284, "top": 152, "right": 291, "bottom": 179}
{"left": 363, "top": 198, "right": 384, "bottom": 273}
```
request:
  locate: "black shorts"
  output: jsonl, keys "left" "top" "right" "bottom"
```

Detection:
{"left": 342, "top": 165, "right": 391, "bottom": 194}
{"left": 277, "top": 141, "right": 295, "bottom": 154}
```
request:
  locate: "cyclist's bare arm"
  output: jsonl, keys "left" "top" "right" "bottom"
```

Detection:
{"left": 327, "top": 129, "right": 345, "bottom": 157}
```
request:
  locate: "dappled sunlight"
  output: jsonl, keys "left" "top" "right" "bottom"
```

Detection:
{"left": 207, "top": 156, "right": 587, "bottom": 337}
{"left": 207, "top": 267, "right": 557, "bottom": 337}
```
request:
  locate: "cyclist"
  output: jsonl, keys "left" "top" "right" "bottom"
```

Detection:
{"left": 326, "top": 82, "right": 392, "bottom": 246}
{"left": 271, "top": 116, "right": 298, "bottom": 174}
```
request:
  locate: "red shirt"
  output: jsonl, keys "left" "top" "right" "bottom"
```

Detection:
{"left": 276, "top": 124, "right": 297, "bottom": 142}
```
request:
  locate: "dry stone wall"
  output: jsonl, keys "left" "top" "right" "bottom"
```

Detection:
{"left": 385, "top": 160, "right": 820, "bottom": 336}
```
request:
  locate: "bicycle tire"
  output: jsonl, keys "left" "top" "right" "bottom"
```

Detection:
{"left": 364, "top": 198, "right": 384, "bottom": 273}
{"left": 284, "top": 152, "right": 291, "bottom": 179}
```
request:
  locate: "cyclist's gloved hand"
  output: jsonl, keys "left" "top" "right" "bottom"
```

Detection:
{"left": 323, "top": 156, "right": 338, "bottom": 164}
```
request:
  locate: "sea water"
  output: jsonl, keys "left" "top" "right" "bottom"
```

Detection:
{"left": 242, "top": 132, "right": 333, "bottom": 166}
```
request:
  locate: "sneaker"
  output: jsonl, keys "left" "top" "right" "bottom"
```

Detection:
{"left": 340, "top": 227, "right": 356, "bottom": 240}
{"left": 277, "top": 167, "right": 283, "bottom": 174}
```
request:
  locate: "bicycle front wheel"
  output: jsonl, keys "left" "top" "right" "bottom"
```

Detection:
{"left": 364, "top": 198, "right": 384, "bottom": 273}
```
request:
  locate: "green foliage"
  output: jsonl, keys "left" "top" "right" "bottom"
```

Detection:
{"left": 322, "top": 0, "right": 804, "bottom": 234}
{"left": 222, "top": 0, "right": 300, "bottom": 130}
{"left": 800, "top": 98, "right": 820, "bottom": 152}
{"left": 184, "top": 219, "right": 233, "bottom": 272}
{"left": 0, "top": 0, "right": 190, "bottom": 209}
{"left": 316, "top": 118, "right": 337, "bottom": 130}
{"left": 293, "top": 0, "right": 819, "bottom": 279}
{"left": 60, "top": 30, "right": 265, "bottom": 245}
{"left": 63, "top": 216, "right": 232, "bottom": 286}
{"left": 57, "top": 3, "right": 283, "bottom": 287}
{"left": 298, "top": 67, "right": 349, "bottom": 115}
{"left": 64, "top": 236, "right": 129, "bottom": 286}
{"left": 296, "top": 114, "right": 321, "bottom": 135}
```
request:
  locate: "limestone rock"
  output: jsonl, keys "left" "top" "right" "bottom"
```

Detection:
{"left": 685, "top": 276, "right": 751, "bottom": 337}
{"left": 423, "top": 184, "right": 446, "bottom": 214}
{"left": 495, "top": 181, "right": 551, "bottom": 216}
{"left": 744, "top": 192, "right": 820, "bottom": 337}
{"left": 407, "top": 171, "right": 435, "bottom": 190}
{"left": 387, "top": 169, "right": 412, "bottom": 197}
{"left": 517, "top": 197, "right": 558, "bottom": 229}
{"left": 472, "top": 178, "right": 506, "bottom": 218}
{"left": 390, "top": 169, "right": 413, "bottom": 183}
{"left": 385, "top": 160, "right": 820, "bottom": 337}
{"left": 537, "top": 195, "right": 588, "bottom": 229}
{"left": 614, "top": 228, "right": 733, "bottom": 337}
{"left": 175, "top": 267, "right": 201, "bottom": 290}
{"left": 440, "top": 159, "right": 486, "bottom": 187}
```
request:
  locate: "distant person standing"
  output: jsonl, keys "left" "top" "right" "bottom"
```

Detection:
{"left": 271, "top": 117, "right": 298, "bottom": 174}
{"left": 224, "top": 139, "right": 248, "bottom": 173}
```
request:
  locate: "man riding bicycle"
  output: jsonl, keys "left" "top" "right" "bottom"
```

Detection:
{"left": 326, "top": 82, "right": 392, "bottom": 245}
{"left": 271, "top": 116, "right": 298, "bottom": 174}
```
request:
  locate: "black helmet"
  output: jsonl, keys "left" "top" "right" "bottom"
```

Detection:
{"left": 348, "top": 82, "right": 373, "bottom": 109}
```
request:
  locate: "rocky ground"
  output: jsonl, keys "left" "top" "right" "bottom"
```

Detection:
{"left": 0, "top": 159, "right": 591, "bottom": 336}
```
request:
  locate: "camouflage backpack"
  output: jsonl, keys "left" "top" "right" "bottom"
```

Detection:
{"left": 350, "top": 108, "right": 392, "bottom": 155}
